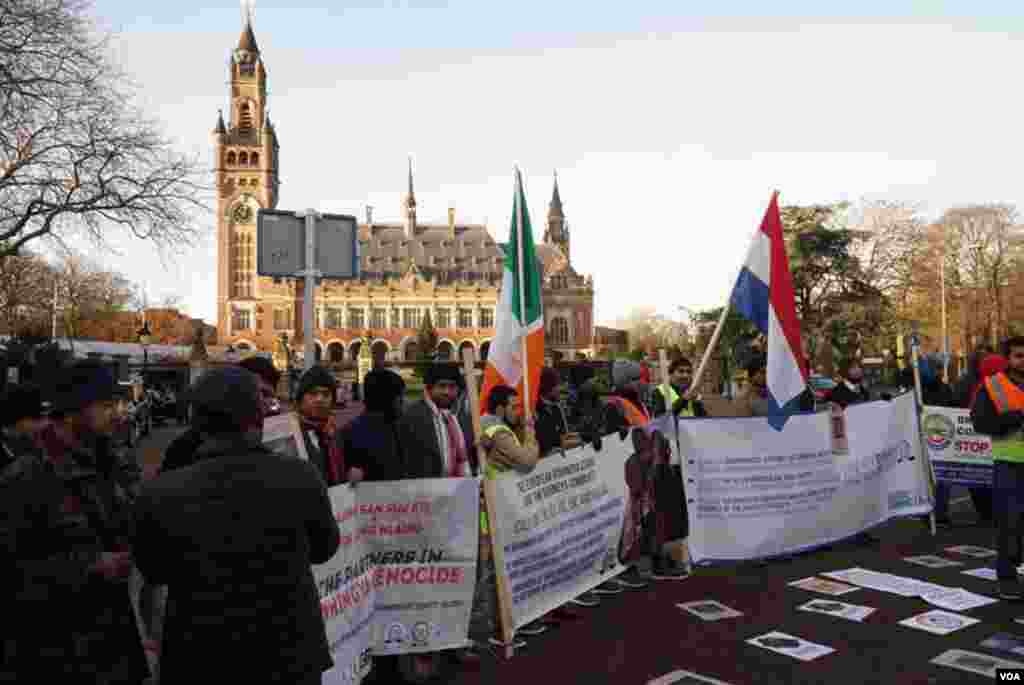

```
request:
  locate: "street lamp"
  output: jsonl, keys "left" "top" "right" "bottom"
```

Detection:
{"left": 137, "top": 321, "right": 152, "bottom": 378}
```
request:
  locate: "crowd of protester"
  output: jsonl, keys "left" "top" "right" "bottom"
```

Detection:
{"left": 4, "top": 341, "right": 1022, "bottom": 683}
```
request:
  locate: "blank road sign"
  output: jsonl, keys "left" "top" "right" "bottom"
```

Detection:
{"left": 257, "top": 210, "right": 304, "bottom": 277}
{"left": 316, "top": 213, "right": 359, "bottom": 279}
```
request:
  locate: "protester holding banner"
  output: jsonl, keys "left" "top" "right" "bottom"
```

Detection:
{"left": 535, "top": 366, "right": 581, "bottom": 457}
{"left": 341, "top": 367, "right": 406, "bottom": 484}
{"left": 651, "top": 358, "right": 706, "bottom": 419}
{"left": 971, "top": 336, "right": 1024, "bottom": 600}
{"left": 294, "top": 365, "right": 346, "bottom": 486}
{"left": 398, "top": 363, "right": 469, "bottom": 479}
{"left": 132, "top": 367, "right": 341, "bottom": 685}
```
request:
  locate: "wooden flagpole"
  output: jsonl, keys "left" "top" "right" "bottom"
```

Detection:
{"left": 461, "top": 347, "right": 516, "bottom": 658}
{"left": 909, "top": 325, "right": 938, "bottom": 536}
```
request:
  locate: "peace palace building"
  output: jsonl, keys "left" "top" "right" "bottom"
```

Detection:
{"left": 214, "top": 19, "right": 595, "bottom": 365}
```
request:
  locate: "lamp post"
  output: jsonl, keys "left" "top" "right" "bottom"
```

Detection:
{"left": 137, "top": 321, "right": 152, "bottom": 379}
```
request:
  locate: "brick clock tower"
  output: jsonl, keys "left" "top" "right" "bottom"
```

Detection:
{"left": 213, "top": 14, "right": 282, "bottom": 352}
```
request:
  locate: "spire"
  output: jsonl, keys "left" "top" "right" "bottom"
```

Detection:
{"left": 214, "top": 109, "right": 226, "bottom": 134}
{"left": 237, "top": 2, "right": 260, "bottom": 54}
{"left": 405, "top": 156, "right": 416, "bottom": 208}
{"left": 549, "top": 170, "right": 563, "bottom": 217}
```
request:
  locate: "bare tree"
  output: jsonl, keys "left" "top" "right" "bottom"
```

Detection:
{"left": 940, "top": 205, "right": 1024, "bottom": 346}
{"left": 51, "top": 250, "right": 135, "bottom": 338}
{"left": 0, "top": 250, "right": 54, "bottom": 334}
{"left": 0, "top": 0, "right": 210, "bottom": 257}
{"left": 851, "top": 200, "right": 929, "bottom": 310}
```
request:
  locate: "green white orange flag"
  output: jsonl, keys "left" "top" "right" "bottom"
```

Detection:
{"left": 480, "top": 168, "right": 545, "bottom": 414}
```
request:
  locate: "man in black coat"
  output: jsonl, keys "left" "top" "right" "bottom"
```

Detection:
{"left": 1, "top": 362, "right": 150, "bottom": 684}
{"left": 343, "top": 368, "right": 407, "bottom": 483}
{"left": 132, "top": 367, "right": 341, "bottom": 685}
{"left": 161, "top": 356, "right": 281, "bottom": 473}
{"left": 397, "top": 363, "right": 468, "bottom": 478}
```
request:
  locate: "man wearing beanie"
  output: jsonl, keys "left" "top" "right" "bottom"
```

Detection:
{"left": 0, "top": 382, "right": 48, "bottom": 472}
{"left": 342, "top": 368, "right": 407, "bottom": 483}
{"left": 161, "top": 355, "right": 282, "bottom": 474}
{"left": 295, "top": 365, "right": 346, "bottom": 486}
{"left": 1, "top": 361, "right": 151, "bottom": 683}
{"left": 132, "top": 367, "right": 341, "bottom": 685}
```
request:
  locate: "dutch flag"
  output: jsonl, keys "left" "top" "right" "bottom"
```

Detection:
{"left": 729, "top": 192, "right": 809, "bottom": 430}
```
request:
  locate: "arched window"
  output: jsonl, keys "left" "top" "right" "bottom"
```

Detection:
{"left": 404, "top": 341, "right": 419, "bottom": 362}
{"left": 238, "top": 151, "right": 249, "bottom": 166}
{"left": 549, "top": 317, "right": 569, "bottom": 345}
{"left": 327, "top": 342, "right": 345, "bottom": 363}
{"left": 480, "top": 341, "right": 491, "bottom": 362}
{"left": 226, "top": 151, "right": 237, "bottom": 165}
{"left": 250, "top": 152, "right": 259, "bottom": 167}
{"left": 349, "top": 340, "right": 362, "bottom": 361}
{"left": 436, "top": 341, "right": 454, "bottom": 361}
{"left": 239, "top": 102, "right": 253, "bottom": 131}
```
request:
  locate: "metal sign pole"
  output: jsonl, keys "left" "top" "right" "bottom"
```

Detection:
{"left": 298, "top": 209, "right": 321, "bottom": 372}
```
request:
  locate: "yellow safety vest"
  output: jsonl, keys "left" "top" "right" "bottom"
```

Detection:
{"left": 983, "top": 372, "right": 1024, "bottom": 463}
{"left": 658, "top": 383, "right": 693, "bottom": 417}
{"left": 478, "top": 421, "right": 522, "bottom": 535}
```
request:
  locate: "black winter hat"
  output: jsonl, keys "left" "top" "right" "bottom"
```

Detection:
{"left": 424, "top": 363, "right": 461, "bottom": 387}
{"left": 50, "top": 362, "right": 117, "bottom": 415}
{"left": 295, "top": 365, "right": 338, "bottom": 403}
{"left": 0, "top": 383, "right": 44, "bottom": 426}
{"left": 189, "top": 366, "right": 263, "bottom": 433}
{"left": 364, "top": 369, "right": 406, "bottom": 413}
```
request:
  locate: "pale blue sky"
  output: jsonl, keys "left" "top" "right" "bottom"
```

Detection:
{"left": 81, "top": 2, "right": 1024, "bottom": 327}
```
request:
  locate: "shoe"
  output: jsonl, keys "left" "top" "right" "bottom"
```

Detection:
{"left": 489, "top": 636, "right": 527, "bottom": 649}
{"left": 1000, "top": 580, "right": 1023, "bottom": 601}
{"left": 651, "top": 560, "right": 690, "bottom": 580}
{"left": 613, "top": 571, "right": 649, "bottom": 590}
{"left": 591, "top": 581, "right": 624, "bottom": 595}
{"left": 568, "top": 593, "right": 600, "bottom": 608}
{"left": 517, "top": 621, "right": 548, "bottom": 636}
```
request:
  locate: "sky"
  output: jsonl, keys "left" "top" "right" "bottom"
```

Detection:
{"left": 81, "top": 1, "right": 1024, "bottom": 327}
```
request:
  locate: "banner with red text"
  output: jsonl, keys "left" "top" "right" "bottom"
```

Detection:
{"left": 922, "top": 404, "right": 993, "bottom": 486}
{"left": 314, "top": 486, "right": 375, "bottom": 685}
{"left": 356, "top": 478, "right": 480, "bottom": 655}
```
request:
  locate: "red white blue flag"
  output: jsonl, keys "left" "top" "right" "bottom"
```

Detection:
{"left": 729, "top": 192, "right": 808, "bottom": 429}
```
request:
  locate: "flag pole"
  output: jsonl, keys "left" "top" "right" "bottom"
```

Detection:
{"left": 687, "top": 191, "right": 780, "bottom": 400}
{"left": 909, "top": 323, "right": 938, "bottom": 537}
{"left": 515, "top": 168, "right": 533, "bottom": 424}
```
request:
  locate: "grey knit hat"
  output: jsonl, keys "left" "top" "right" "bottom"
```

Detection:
{"left": 612, "top": 360, "right": 643, "bottom": 388}
{"left": 189, "top": 366, "right": 263, "bottom": 433}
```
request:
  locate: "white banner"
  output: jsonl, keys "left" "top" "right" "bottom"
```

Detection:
{"left": 489, "top": 440, "right": 630, "bottom": 629}
{"left": 315, "top": 487, "right": 376, "bottom": 685}
{"left": 922, "top": 405, "right": 993, "bottom": 486}
{"left": 357, "top": 478, "right": 479, "bottom": 655}
{"left": 678, "top": 394, "right": 931, "bottom": 562}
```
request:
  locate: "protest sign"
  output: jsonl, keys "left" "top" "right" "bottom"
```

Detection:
{"left": 262, "top": 412, "right": 309, "bottom": 461}
{"left": 676, "top": 395, "right": 930, "bottom": 562}
{"left": 922, "top": 405, "right": 993, "bottom": 486}
{"left": 315, "top": 486, "right": 375, "bottom": 685}
{"left": 488, "top": 440, "right": 630, "bottom": 630}
{"left": 355, "top": 478, "right": 479, "bottom": 655}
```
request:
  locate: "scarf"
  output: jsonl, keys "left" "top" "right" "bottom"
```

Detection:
{"left": 301, "top": 413, "right": 344, "bottom": 484}
{"left": 441, "top": 410, "right": 469, "bottom": 477}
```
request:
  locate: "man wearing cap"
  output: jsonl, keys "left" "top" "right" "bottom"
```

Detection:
{"left": 132, "top": 367, "right": 341, "bottom": 685}
{"left": 0, "top": 382, "right": 48, "bottom": 472}
{"left": 161, "top": 356, "right": 282, "bottom": 474}
{"left": 0, "top": 361, "right": 151, "bottom": 683}
{"left": 294, "top": 365, "right": 346, "bottom": 486}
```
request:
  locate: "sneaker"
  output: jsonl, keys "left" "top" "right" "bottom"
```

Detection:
{"left": 517, "top": 621, "right": 548, "bottom": 636}
{"left": 651, "top": 559, "right": 690, "bottom": 580}
{"left": 568, "top": 593, "right": 600, "bottom": 608}
{"left": 1000, "top": 580, "right": 1023, "bottom": 601}
{"left": 489, "top": 636, "right": 527, "bottom": 649}
{"left": 591, "top": 581, "right": 624, "bottom": 595}
{"left": 613, "top": 571, "right": 649, "bottom": 590}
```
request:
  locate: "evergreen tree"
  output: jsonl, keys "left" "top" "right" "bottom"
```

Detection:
{"left": 414, "top": 311, "right": 439, "bottom": 378}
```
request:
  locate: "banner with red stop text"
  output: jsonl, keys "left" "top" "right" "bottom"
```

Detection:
{"left": 356, "top": 478, "right": 480, "bottom": 655}
{"left": 922, "top": 405, "right": 993, "bottom": 487}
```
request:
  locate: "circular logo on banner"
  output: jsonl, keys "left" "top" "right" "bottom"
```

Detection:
{"left": 383, "top": 622, "right": 408, "bottom": 648}
{"left": 410, "top": 621, "right": 433, "bottom": 646}
{"left": 923, "top": 413, "right": 955, "bottom": 451}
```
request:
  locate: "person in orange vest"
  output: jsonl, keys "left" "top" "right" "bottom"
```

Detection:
{"left": 971, "top": 336, "right": 1024, "bottom": 600}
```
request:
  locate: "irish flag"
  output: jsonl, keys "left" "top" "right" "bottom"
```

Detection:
{"left": 480, "top": 169, "right": 544, "bottom": 413}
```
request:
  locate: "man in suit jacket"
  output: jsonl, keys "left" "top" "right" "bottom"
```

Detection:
{"left": 132, "top": 367, "right": 341, "bottom": 685}
{"left": 397, "top": 363, "right": 469, "bottom": 479}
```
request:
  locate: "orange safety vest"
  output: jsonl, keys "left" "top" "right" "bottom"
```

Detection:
{"left": 606, "top": 396, "right": 650, "bottom": 427}
{"left": 983, "top": 372, "right": 1024, "bottom": 463}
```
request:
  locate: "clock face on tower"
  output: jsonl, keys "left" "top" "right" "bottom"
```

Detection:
{"left": 232, "top": 203, "right": 254, "bottom": 224}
